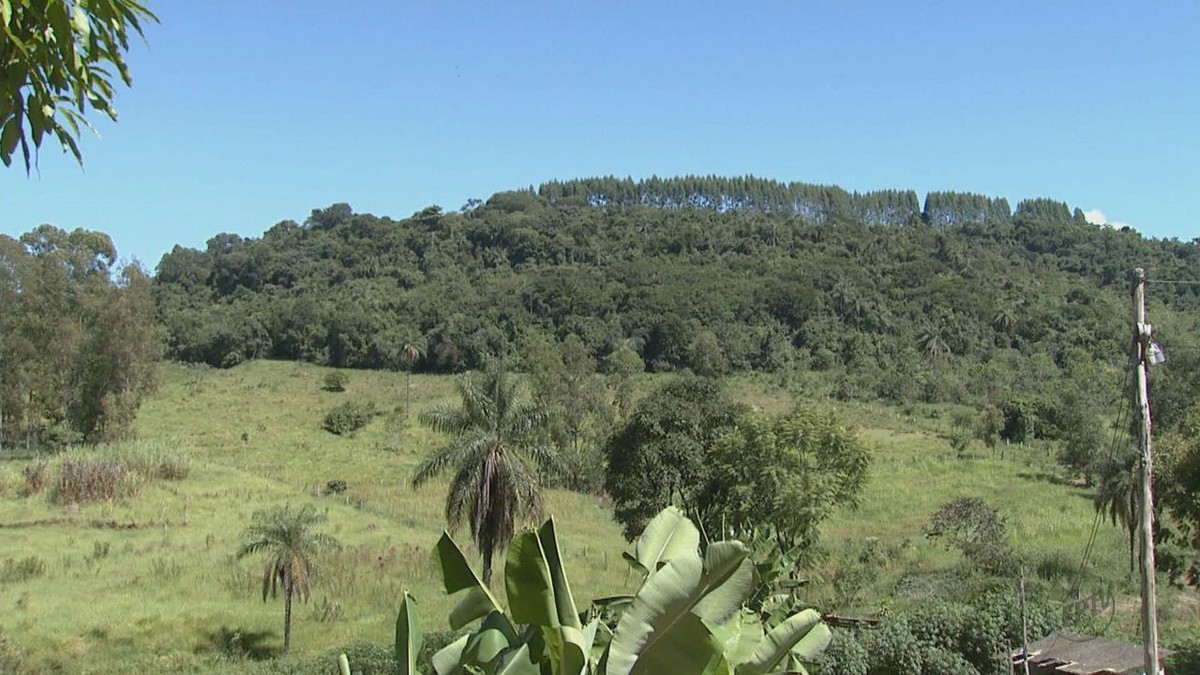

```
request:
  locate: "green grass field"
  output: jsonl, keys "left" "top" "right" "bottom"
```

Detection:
{"left": 0, "top": 360, "right": 1189, "bottom": 672}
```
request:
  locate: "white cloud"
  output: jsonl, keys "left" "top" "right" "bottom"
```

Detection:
{"left": 1083, "top": 209, "right": 1131, "bottom": 229}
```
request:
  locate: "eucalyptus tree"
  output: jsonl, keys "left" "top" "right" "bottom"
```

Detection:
{"left": 413, "top": 366, "right": 557, "bottom": 584}
{"left": 236, "top": 505, "right": 341, "bottom": 656}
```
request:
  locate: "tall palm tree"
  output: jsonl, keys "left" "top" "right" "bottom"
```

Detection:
{"left": 399, "top": 342, "right": 423, "bottom": 418}
{"left": 236, "top": 505, "right": 340, "bottom": 656}
{"left": 412, "top": 366, "right": 556, "bottom": 585}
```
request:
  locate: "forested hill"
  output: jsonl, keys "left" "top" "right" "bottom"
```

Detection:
{"left": 153, "top": 175, "right": 1200, "bottom": 408}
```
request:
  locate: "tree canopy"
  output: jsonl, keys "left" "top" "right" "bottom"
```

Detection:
{"left": 1, "top": 0, "right": 156, "bottom": 170}
{"left": 149, "top": 177, "right": 1200, "bottom": 435}
{"left": 0, "top": 226, "right": 159, "bottom": 448}
{"left": 603, "top": 377, "right": 747, "bottom": 539}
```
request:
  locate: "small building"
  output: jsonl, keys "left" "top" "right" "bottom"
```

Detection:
{"left": 1011, "top": 632, "right": 1170, "bottom": 675}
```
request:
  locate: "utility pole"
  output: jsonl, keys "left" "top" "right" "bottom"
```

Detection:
{"left": 1133, "top": 267, "right": 1161, "bottom": 675}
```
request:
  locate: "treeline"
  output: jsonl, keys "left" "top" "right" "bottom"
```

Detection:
{"left": 538, "top": 175, "right": 1071, "bottom": 228}
{"left": 0, "top": 227, "right": 160, "bottom": 448}
{"left": 153, "top": 176, "right": 1200, "bottom": 418}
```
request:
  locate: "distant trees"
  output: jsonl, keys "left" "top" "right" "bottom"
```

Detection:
{"left": 236, "top": 505, "right": 341, "bottom": 656}
{"left": 412, "top": 366, "right": 557, "bottom": 584}
{"left": 1, "top": 0, "right": 156, "bottom": 170}
{"left": 0, "top": 227, "right": 159, "bottom": 449}
{"left": 149, "top": 180, "right": 1198, "bottom": 421}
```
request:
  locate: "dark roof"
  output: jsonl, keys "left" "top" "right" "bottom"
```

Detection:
{"left": 1012, "top": 632, "right": 1169, "bottom": 675}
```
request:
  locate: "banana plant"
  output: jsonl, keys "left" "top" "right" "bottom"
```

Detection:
{"left": 392, "top": 507, "right": 832, "bottom": 675}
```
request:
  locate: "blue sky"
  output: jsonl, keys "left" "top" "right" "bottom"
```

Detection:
{"left": 2, "top": 1, "right": 1198, "bottom": 268}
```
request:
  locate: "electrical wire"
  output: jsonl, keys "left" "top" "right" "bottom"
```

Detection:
{"left": 1069, "top": 368, "right": 1134, "bottom": 607}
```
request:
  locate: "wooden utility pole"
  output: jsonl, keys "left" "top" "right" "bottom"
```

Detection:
{"left": 1133, "top": 268, "right": 1161, "bottom": 674}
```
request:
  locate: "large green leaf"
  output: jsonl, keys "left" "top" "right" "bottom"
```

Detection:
{"left": 634, "top": 506, "right": 700, "bottom": 574}
{"left": 434, "top": 531, "right": 502, "bottom": 630}
{"left": 692, "top": 542, "right": 755, "bottom": 627}
{"left": 710, "top": 609, "right": 764, "bottom": 668}
{"left": 505, "top": 518, "right": 580, "bottom": 629}
{"left": 607, "top": 543, "right": 751, "bottom": 675}
{"left": 433, "top": 611, "right": 520, "bottom": 674}
{"left": 537, "top": 517, "right": 582, "bottom": 629}
{"left": 540, "top": 625, "right": 588, "bottom": 675}
{"left": 734, "top": 609, "right": 831, "bottom": 675}
{"left": 395, "top": 591, "right": 424, "bottom": 675}
{"left": 494, "top": 644, "right": 540, "bottom": 675}
{"left": 432, "top": 634, "right": 469, "bottom": 675}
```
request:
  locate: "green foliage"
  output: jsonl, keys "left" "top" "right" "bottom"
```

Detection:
{"left": 923, "top": 498, "right": 1013, "bottom": 575}
{"left": 0, "top": 228, "right": 159, "bottom": 447}
{"left": 525, "top": 333, "right": 614, "bottom": 493}
{"left": 322, "top": 400, "right": 377, "bottom": 435}
{"left": 236, "top": 505, "right": 342, "bottom": 656}
{"left": 604, "top": 377, "right": 747, "bottom": 539}
{"left": 413, "top": 366, "right": 557, "bottom": 584}
{"left": 152, "top": 180, "right": 1198, "bottom": 422}
{"left": 323, "top": 371, "right": 349, "bottom": 392}
{"left": 704, "top": 406, "right": 871, "bottom": 554}
{"left": 814, "top": 588, "right": 1065, "bottom": 675}
{"left": 402, "top": 507, "right": 832, "bottom": 675}
{"left": 1154, "top": 406, "right": 1200, "bottom": 585}
{"left": 0, "top": 0, "right": 156, "bottom": 170}
{"left": 688, "top": 330, "right": 730, "bottom": 377}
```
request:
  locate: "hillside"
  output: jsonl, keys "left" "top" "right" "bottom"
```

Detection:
{"left": 1, "top": 361, "right": 1177, "bottom": 672}
{"left": 153, "top": 177, "right": 1200, "bottom": 419}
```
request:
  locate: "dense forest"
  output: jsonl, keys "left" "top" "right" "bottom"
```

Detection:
{"left": 153, "top": 176, "right": 1200, "bottom": 425}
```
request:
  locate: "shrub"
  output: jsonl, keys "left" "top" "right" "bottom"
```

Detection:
{"left": 0, "top": 556, "right": 48, "bottom": 583}
{"left": 924, "top": 497, "right": 1014, "bottom": 575}
{"left": 52, "top": 457, "right": 135, "bottom": 503}
{"left": 323, "top": 371, "right": 349, "bottom": 392}
{"left": 20, "top": 463, "right": 48, "bottom": 497}
{"left": 323, "top": 400, "right": 377, "bottom": 435}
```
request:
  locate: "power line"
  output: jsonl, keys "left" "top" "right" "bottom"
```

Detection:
{"left": 1069, "top": 368, "right": 1133, "bottom": 604}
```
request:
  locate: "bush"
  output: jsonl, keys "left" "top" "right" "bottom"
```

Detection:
{"left": 323, "top": 400, "right": 377, "bottom": 435}
{"left": 323, "top": 371, "right": 349, "bottom": 392}
{"left": 53, "top": 457, "right": 135, "bottom": 503}
{"left": 0, "top": 556, "right": 48, "bottom": 583}
{"left": 20, "top": 463, "right": 48, "bottom": 497}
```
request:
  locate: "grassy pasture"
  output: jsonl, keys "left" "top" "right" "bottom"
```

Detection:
{"left": 0, "top": 360, "right": 1187, "bottom": 672}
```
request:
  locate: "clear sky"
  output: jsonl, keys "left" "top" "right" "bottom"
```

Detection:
{"left": 2, "top": 1, "right": 1198, "bottom": 269}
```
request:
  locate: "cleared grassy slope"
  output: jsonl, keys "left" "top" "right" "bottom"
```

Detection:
{"left": 0, "top": 360, "right": 1181, "bottom": 672}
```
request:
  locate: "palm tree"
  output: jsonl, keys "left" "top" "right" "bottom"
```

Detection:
{"left": 1094, "top": 446, "right": 1138, "bottom": 575}
{"left": 399, "top": 342, "right": 423, "bottom": 418}
{"left": 236, "top": 505, "right": 341, "bottom": 656}
{"left": 412, "top": 366, "right": 556, "bottom": 585}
